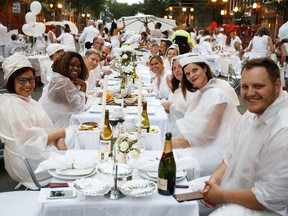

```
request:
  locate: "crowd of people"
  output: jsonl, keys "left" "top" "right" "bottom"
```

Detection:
{"left": 0, "top": 18, "right": 288, "bottom": 215}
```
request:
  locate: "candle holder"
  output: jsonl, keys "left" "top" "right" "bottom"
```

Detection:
{"left": 105, "top": 136, "right": 124, "bottom": 200}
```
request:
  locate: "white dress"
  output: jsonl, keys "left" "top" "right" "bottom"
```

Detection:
{"left": 39, "top": 72, "right": 86, "bottom": 128}
{"left": 249, "top": 35, "right": 269, "bottom": 59}
{"left": 151, "top": 71, "right": 171, "bottom": 100}
{"left": 166, "top": 88, "right": 195, "bottom": 136}
{"left": 211, "top": 92, "right": 288, "bottom": 216}
{"left": 110, "top": 35, "right": 120, "bottom": 50}
{"left": 0, "top": 94, "right": 57, "bottom": 183}
{"left": 57, "top": 32, "right": 76, "bottom": 52}
{"left": 176, "top": 78, "right": 240, "bottom": 176}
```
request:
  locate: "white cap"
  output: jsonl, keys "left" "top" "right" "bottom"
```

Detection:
{"left": 46, "top": 44, "right": 65, "bottom": 57}
{"left": 179, "top": 55, "right": 207, "bottom": 67}
{"left": 2, "top": 54, "right": 33, "bottom": 82}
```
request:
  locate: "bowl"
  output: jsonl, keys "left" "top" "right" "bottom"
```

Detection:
{"left": 114, "top": 98, "right": 123, "bottom": 104}
{"left": 124, "top": 97, "right": 137, "bottom": 105}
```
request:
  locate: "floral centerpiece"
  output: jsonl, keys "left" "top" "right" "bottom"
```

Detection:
{"left": 110, "top": 45, "right": 137, "bottom": 75}
{"left": 116, "top": 132, "right": 140, "bottom": 163}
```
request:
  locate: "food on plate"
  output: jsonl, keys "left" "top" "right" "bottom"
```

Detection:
{"left": 78, "top": 122, "right": 98, "bottom": 131}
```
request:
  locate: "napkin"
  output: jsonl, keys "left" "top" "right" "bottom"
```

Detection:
{"left": 134, "top": 156, "right": 200, "bottom": 178}
{"left": 35, "top": 152, "right": 96, "bottom": 173}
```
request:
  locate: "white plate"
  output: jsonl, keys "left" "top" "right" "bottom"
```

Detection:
{"left": 89, "top": 105, "right": 119, "bottom": 113}
{"left": 55, "top": 167, "right": 95, "bottom": 176}
{"left": 73, "top": 178, "right": 111, "bottom": 196}
{"left": 138, "top": 170, "right": 187, "bottom": 182}
{"left": 142, "top": 92, "right": 157, "bottom": 97}
{"left": 97, "top": 163, "right": 134, "bottom": 178}
{"left": 147, "top": 170, "right": 185, "bottom": 178}
{"left": 125, "top": 106, "right": 155, "bottom": 115}
{"left": 48, "top": 168, "right": 97, "bottom": 180}
{"left": 119, "top": 179, "right": 157, "bottom": 197}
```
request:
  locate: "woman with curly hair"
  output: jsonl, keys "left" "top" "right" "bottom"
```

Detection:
{"left": 39, "top": 52, "right": 89, "bottom": 129}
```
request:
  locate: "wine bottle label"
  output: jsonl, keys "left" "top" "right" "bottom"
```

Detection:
{"left": 99, "top": 140, "right": 111, "bottom": 162}
{"left": 120, "top": 88, "right": 127, "bottom": 94}
{"left": 157, "top": 177, "right": 168, "bottom": 191}
{"left": 141, "top": 128, "right": 149, "bottom": 133}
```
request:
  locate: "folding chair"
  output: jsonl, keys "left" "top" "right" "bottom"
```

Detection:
{"left": 227, "top": 62, "right": 241, "bottom": 90}
{"left": 0, "top": 132, "right": 52, "bottom": 190}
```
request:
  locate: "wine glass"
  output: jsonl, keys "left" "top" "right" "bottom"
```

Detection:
{"left": 109, "top": 115, "right": 119, "bottom": 138}
{"left": 112, "top": 107, "right": 125, "bottom": 133}
{"left": 146, "top": 84, "right": 154, "bottom": 94}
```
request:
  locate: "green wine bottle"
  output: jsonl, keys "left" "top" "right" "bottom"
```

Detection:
{"left": 120, "top": 73, "right": 127, "bottom": 95}
{"left": 99, "top": 109, "right": 113, "bottom": 162}
{"left": 158, "top": 132, "right": 176, "bottom": 196}
{"left": 141, "top": 101, "right": 150, "bottom": 133}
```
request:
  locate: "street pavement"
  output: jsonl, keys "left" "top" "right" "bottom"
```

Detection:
{"left": 0, "top": 68, "right": 247, "bottom": 192}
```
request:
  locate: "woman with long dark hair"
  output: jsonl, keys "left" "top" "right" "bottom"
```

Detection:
{"left": 109, "top": 18, "right": 125, "bottom": 50}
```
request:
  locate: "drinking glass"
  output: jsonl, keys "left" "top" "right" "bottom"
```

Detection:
{"left": 146, "top": 84, "right": 154, "bottom": 95}
{"left": 112, "top": 108, "right": 125, "bottom": 133}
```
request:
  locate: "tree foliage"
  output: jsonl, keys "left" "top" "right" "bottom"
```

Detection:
{"left": 66, "top": 0, "right": 106, "bottom": 18}
{"left": 107, "top": 0, "right": 170, "bottom": 19}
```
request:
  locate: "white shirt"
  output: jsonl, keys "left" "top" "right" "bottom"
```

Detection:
{"left": 218, "top": 92, "right": 288, "bottom": 216}
{"left": 57, "top": 32, "right": 76, "bottom": 52}
{"left": 177, "top": 78, "right": 240, "bottom": 176}
{"left": 39, "top": 72, "right": 86, "bottom": 128}
{"left": 167, "top": 88, "right": 195, "bottom": 136}
{"left": 249, "top": 35, "right": 269, "bottom": 59}
{"left": 151, "top": 71, "right": 171, "bottom": 100}
{"left": 230, "top": 35, "right": 242, "bottom": 47}
{"left": 0, "top": 93, "right": 57, "bottom": 183}
{"left": 79, "top": 25, "right": 100, "bottom": 43}
{"left": 0, "top": 23, "right": 7, "bottom": 45}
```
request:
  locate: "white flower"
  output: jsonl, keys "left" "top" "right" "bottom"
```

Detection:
{"left": 122, "top": 54, "right": 128, "bottom": 59}
{"left": 128, "top": 134, "right": 137, "bottom": 141}
{"left": 119, "top": 141, "right": 129, "bottom": 152}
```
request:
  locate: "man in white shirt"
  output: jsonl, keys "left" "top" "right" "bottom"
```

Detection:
{"left": 79, "top": 20, "right": 100, "bottom": 46}
{"left": 229, "top": 31, "right": 242, "bottom": 48}
{"left": 0, "top": 21, "right": 8, "bottom": 57}
{"left": 145, "top": 22, "right": 162, "bottom": 38}
{"left": 199, "top": 58, "right": 288, "bottom": 216}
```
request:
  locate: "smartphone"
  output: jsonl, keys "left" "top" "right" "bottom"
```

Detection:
{"left": 47, "top": 190, "right": 77, "bottom": 199}
{"left": 173, "top": 191, "right": 204, "bottom": 202}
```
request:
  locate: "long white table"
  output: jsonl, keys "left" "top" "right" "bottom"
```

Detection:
{"left": 70, "top": 98, "right": 169, "bottom": 140}
{"left": 37, "top": 150, "right": 199, "bottom": 216}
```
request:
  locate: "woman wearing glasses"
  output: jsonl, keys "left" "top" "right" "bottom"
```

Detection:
{"left": 39, "top": 52, "right": 89, "bottom": 129}
{"left": 0, "top": 55, "right": 68, "bottom": 186}
{"left": 149, "top": 55, "right": 171, "bottom": 99}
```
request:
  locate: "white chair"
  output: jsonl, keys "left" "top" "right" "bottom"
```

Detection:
{"left": 0, "top": 132, "right": 52, "bottom": 190}
{"left": 227, "top": 62, "right": 241, "bottom": 90}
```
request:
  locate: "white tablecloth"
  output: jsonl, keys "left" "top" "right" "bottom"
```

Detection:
{"left": 70, "top": 99, "right": 168, "bottom": 140}
{"left": 38, "top": 150, "right": 199, "bottom": 216}
{"left": 0, "top": 191, "right": 41, "bottom": 216}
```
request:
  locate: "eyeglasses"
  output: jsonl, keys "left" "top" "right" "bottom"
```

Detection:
{"left": 96, "top": 42, "right": 104, "bottom": 46}
{"left": 16, "top": 76, "right": 36, "bottom": 85}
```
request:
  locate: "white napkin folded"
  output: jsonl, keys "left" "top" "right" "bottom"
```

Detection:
{"left": 35, "top": 152, "right": 96, "bottom": 173}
